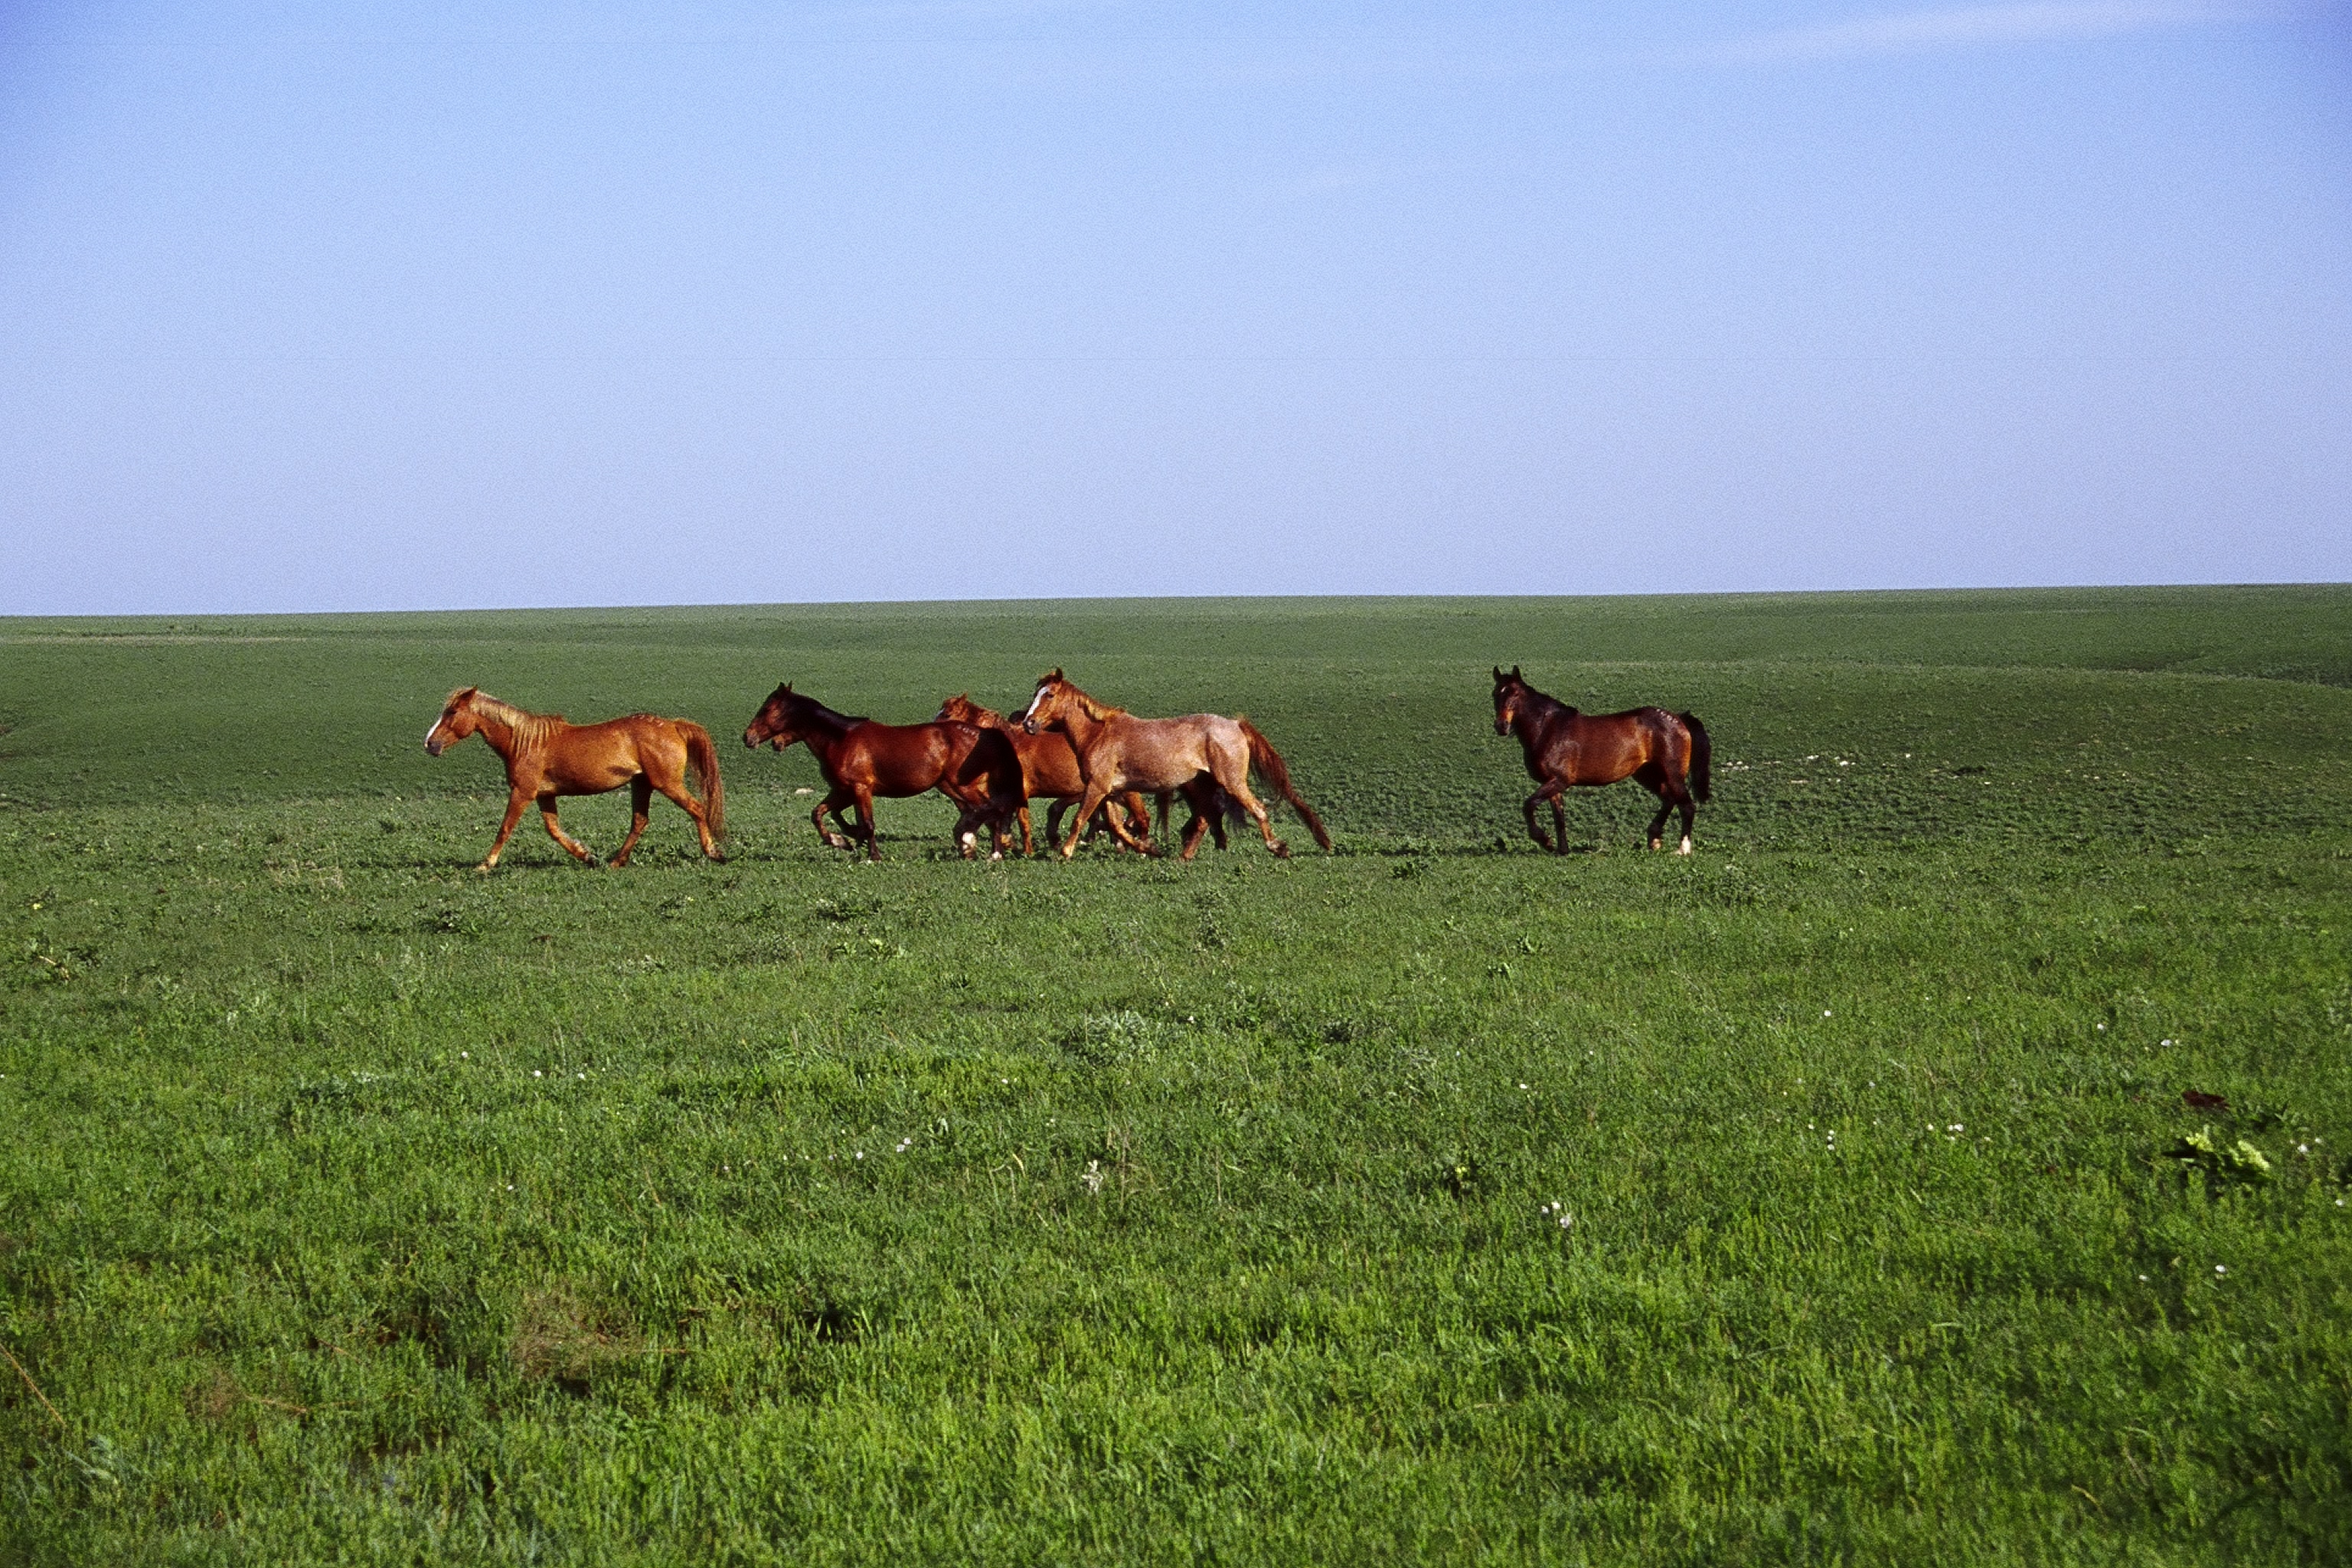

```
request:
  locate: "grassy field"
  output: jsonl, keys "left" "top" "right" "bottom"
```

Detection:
{"left": 2, "top": 587, "right": 2349, "bottom": 1565}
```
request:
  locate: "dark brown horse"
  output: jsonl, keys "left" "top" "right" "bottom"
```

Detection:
{"left": 1491, "top": 666, "right": 1710, "bottom": 854}
{"left": 1021, "top": 670, "right": 1331, "bottom": 860}
{"left": 743, "top": 684, "right": 1022, "bottom": 861}
{"left": 425, "top": 688, "right": 726, "bottom": 871}
{"left": 933, "top": 694, "right": 1155, "bottom": 856}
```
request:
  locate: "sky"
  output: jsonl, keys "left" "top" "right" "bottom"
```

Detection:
{"left": 1, "top": 1, "right": 2347, "bottom": 615}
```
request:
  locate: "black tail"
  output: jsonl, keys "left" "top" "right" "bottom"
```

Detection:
{"left": 1237, "top": 719, "right": 1333, "bottom": 851}
{"left": 1680, "top": 713, "right": 1711, "bottom": 803}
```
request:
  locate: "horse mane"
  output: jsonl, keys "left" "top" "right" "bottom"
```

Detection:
{"left": 1065, "top": 684, "right": 1123, "bottom": 723}
{"left": 459, "top": 689, "right": 564, "bottom": 746}
{"left": 789, "top": 690, "right": 869, "bottom": 730}
{"left": 1504, "top": 676, "right": 1575, "bottom": 721}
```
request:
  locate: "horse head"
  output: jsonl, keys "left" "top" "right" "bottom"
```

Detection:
{"left": 743, "top": 683, "right": 802, "bottom": 751}
{"left": 934, "top": 693, "right": 985, "bottom": 727}
{"left": 1021, "top": 668, "right": 1070, "bottom": 735}
{"left": 1492, "top": 665, "right": 1527, "bottom": 736}
{"left": 425, "top": 686, "right": 481, "bottom": 756}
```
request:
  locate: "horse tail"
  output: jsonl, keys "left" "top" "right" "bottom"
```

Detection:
{"left": 683, "top": 722, "right": 727, "bottom": 842}
{"left": 1237, "top": 718, "right": 1333, "bottom": 851}
{"left": 1679, "top": 713, "right": 1712, "bottom": 803}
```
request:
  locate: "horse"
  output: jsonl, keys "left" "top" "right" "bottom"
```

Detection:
{"left": 933, "top": 694, "right": 1157, "bottom": 856}
{"left": 423, "top": 687, "right": 726, "bottom": 871}
{"left": 1019, "top": 669, "right": 1332, "bottom": 860}
{"left": 743, "top": 684, "right": 1023, "bottom": 861}
{"left": 1490, "top": 665, "right": 1711, "bottom": 854}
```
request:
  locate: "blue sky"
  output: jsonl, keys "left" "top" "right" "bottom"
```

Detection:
{"left": 2, "top": 1, "right": 2347, "bottom": 614}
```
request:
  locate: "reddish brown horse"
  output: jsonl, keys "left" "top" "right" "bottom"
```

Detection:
{"left": 1020, "top": 670, "right": 1331, "bottom": 860}
{"left": 933, "top": 694, "right": 1155, "bottom": 856}
{"left": 1491, "top": 665, "right": 1710, "bottom": 854}
{"left": 424, "top": 687, "right": 726, "bottom": 871}
{"left": 743, "top": 684, "right": 1022, "bottom": 861}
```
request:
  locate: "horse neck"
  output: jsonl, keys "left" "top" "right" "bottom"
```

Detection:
{"left": 469, "top": 708, "right": 534, "bottom": 766}
{"left": 1511, "top": 690, "right": 1574, "bottom": 748}
{"left": 1054, "top": 695, "right": 1108, "bottom": 750}
{"left": 789, "top": 702, "right": 859, "bottom": 760}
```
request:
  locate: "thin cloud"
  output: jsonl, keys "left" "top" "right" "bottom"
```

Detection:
{"left": 1717, "top": 1, "right": 2299, "bottom": 63}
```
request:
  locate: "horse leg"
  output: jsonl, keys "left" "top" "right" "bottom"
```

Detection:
{"left": 1178, "top": 807, "right": 1212, "bottom": 861}
{"left": 852, "top": 786, "right": 884, "bottom": 861}
{"left": 814, "top": 789, "right": 857, "bottom": 852}
{"left": 1060, "top": 783, "right": 1115, "bottom": 858}
{"left": 1522, "top": 782, "right": 1565, "bottom": 853}
{"left": 1212, "top": 758, "right": 1286, "bottom": 858}
{"left": 1089, "top": 794, "right": 1157, "bottom": 855}
{"left": 1643, "top": 784, "right": 1674, "bottom": 851}
{"left": 648, "top": 767, "right": 722, "bottom": 861}
{"left": 1551, "top": 795, "right": 1570, "bottom": 855}
{"left": 479, "top": 788, "right": 532, "bottom": 871}
{"left": 1015, "top": 803, "right": 1035, "bottom": 858}
{"left": 1668, "top": 778, "right": 1695, "bottom": 854}
{"left": 609, "top": 776, "right": 654, "bottom": 867}
{"left": 539, "top": 795, "right": 598, "bottom": 865}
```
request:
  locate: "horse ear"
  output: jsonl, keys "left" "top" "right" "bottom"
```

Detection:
{"left": 1511, "top": 665, "right": 1521, "bottom": 678}
{"left": 1492, "top": 665, "right": 1502, "bottom": 680}
{"left": 1045, "top": 667, "right": 1063, "bottom": 682}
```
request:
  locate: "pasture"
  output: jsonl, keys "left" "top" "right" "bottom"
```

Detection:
{"left": 2, "top": 586, "right": 2348, "bottom": 1565}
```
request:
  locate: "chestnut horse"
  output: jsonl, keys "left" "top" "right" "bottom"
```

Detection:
{"left": 1020, "top": 670, "right": 1332, "bottom": 860}
{"left": 933, "top": 694, "right": 1155, "bottom": 856}
{"left": 424, "top": 687, "right": 726, "bottom": 871}
{"left": 1491, "top": 665, "right": 1710, "bottom": 854}
{"left": 743, "top": 684, "right": 1022, "bottom": 861}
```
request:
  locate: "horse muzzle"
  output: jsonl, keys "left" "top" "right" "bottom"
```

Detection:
{"left": 1021, "top": 716, "right": 1042, "bottom": 735}
{"left": 425, "top": 738, "right": 444, "bottom": 756}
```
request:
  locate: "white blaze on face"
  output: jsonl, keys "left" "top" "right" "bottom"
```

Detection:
{"left": 426, "top": 711, "right": 446, "bottom": 743}
{"left": 1021, "top": 685, "right": 1050, "bottom": 724}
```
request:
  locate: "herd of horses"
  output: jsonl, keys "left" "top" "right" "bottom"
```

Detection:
{"left": 423, "top": 667, "right": 1711, "bottom": 871}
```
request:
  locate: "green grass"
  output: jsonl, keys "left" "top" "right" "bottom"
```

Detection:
{"left": 2, "top": 587, "right": 2349, "bottom": 1564}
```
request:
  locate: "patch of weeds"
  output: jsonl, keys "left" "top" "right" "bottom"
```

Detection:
{"left": 2161, "top": 1126, "right": 2274, "bottom": 1188}
{"left": 1437, "top": 1153, "right": 1482, "bottom": 1199}
{"left": 511, "top": 1287, "right": 642, "bottom": 1392}
{"left": 1067, "top": 1011, "right": 1177, "bottom": 1066}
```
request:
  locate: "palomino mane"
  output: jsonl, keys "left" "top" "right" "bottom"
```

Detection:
{"left": 456, "top": 689, "right": 564, "bottom": 743}
{"left": 1058, "top": 682, "right": 1122, "bottom": 723}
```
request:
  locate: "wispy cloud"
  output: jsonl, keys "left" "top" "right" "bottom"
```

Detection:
{"left": 1716, "top": 1, "right": 2301, "bottom": 63}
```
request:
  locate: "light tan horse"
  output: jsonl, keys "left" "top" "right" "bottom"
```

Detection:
{"left": 425, "top": 688, "right": 726, "bottom": 871}
{"left": 933, "top": 693, "right": 1155, "bottom": 856}
{"left": 1019, "top": 669, "right": 1332, "bottom": 860}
